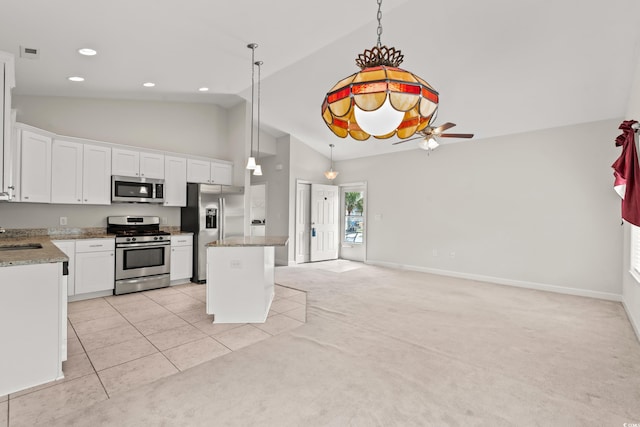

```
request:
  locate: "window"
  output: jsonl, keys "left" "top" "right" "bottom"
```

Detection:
{"left": 631, "top": 225, "right": 640, "bottom": 282}
{"left": 343, "top": 191, "right": 364, "bottom": 244}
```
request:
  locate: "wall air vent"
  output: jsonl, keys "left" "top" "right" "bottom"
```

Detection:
{"left": 19, "top": 46, "right": 39, "bottom": 59}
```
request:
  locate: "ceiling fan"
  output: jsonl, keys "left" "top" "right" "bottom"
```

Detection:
{"left": 392, "top": 122, "right": 474, "bottom": 150}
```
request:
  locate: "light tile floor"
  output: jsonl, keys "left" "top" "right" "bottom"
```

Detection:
{"left": 3, "top": 283, "right": 306, "bottom": 427}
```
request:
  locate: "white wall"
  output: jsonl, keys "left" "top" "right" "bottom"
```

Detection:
{"left": 251, "top": 136, "right": 290, "bottom": 265}
{"left": 0, "top": 95, "right": 241, "bottom": 229}
{"left": 335, "top": 119, "right": 623, "bottom": 300}
{"left": 13, "top": 95, "right": 231, "bottom": 159}
{"left": 623, "top": 56, "right": 640, "bottom": 337}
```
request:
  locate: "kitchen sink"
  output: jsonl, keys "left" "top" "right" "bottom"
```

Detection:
{"left": 0, "top": 243, "right": 43, "bottom": 251}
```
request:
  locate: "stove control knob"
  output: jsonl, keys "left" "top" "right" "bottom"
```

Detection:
{"left": 158, "top": 236, "right": 163, "bottom": 240}
{"left": 132, "top": 237, "right": 137, "bottom": 242}
{"left": 126, "top": 237, "right": 131, "bottom": 242}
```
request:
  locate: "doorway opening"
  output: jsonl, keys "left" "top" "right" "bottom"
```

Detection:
{"left": 295, "top": 180, "right": 366, "bottom": 264}
{"left": 339, "top": 183, "right": 367, "bottom": 262}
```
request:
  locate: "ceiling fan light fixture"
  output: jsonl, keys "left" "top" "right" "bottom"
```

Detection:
{"left": 418, "top": 137, "right": 439, "bottom": 150}
{"left": 321, "top": 0, "right": 439, "bottom": 141}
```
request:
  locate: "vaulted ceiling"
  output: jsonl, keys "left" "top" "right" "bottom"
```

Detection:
{"left": 2, "top": 0, "right": 639, "bottom": 160}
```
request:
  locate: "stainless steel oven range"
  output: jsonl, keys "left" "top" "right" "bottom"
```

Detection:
{"left": 107, "top": 216, "right": 171, "bottom": 295}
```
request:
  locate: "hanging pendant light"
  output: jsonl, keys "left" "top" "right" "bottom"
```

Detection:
{"left": 253, "top": 60, "right": 263, "bottom": 176}
{"left": 324, "top": 144, "right": 339, "bottom": 180}
{"left": 321, "top": 0, "right": 439, "bottom": 141}
{"left": 246, "top": 43, "right": 257, "bottom": 170}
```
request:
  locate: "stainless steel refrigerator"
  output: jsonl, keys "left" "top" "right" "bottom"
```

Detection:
{"left": 181, "top": 184, "right": 245, "bottom": 283}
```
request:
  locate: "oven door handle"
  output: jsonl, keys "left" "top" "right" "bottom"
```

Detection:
{"left": 116, "top": 241, "right": 170, "bottom": 248}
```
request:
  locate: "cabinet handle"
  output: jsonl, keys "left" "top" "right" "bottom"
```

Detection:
{"left": 141, "top": 173, "right": 144, "bottom": 177}
{"left": 84, "top": 199, "right": 88, "bottom": 202}
{"left": 89, "top": 245, "right": 103, "bottom": 248}
{"left": 24, "top": 196, "right": 29, "bottom": 200}
{"left": 77, "top": 199, "right": 81, "bottom": 202}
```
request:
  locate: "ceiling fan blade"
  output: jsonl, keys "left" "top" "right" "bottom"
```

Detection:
{"left": 439, "top": 133, "right": 474, "bottom": 139}
{"left": 392, "top": 136, "right": 423, "bottom": 145}
{"left": 433, "top": 122, "right": 456, "bottom": 134}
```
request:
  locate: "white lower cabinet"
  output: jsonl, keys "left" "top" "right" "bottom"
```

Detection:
{"left": 75, "top": 239, "right": 115, "bottom": 295}
{"left": 170, "top": 234, "right": 193, "bottom": 282}
{"left": 0, "top": 262, "right": 64, "bottom": 396}
{"left": 52, "top": 240, "right": 76, "bottom": 296}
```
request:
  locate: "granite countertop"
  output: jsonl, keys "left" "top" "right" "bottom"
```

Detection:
{"left": 0, "top": 226, "right": 192, "bottom": 267}
{"left": 206, "top": 236, "right": 289, "bottom": 247}
{"left": 0, "top": 236, "right": 69, "bottom": 267}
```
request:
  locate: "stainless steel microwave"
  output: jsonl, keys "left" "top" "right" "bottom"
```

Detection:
{"left": 111, "top": 176, "right": 165, "bottom": 203}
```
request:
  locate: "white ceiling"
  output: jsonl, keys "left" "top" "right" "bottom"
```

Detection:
{"left": 1, "top": 0, "right": 640, "bottom": 160}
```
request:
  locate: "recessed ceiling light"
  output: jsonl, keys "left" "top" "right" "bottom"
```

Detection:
{"left": 198, "top": 87, "right": 209, "bottom": 92}
{"left": 68, "top": 76, "right": 85, "bottom": 82}
{"left": 143, "top": 82, "right": 155, "bottom": 87}
{"left": 78, "top": 48, "right": 97, "bottom": 56}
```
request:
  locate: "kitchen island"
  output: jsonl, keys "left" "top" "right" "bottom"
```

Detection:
{"left": 0, "top": 236, "right": 68, "bottom": 396}
{"left": 205, "top": 236, "right": 288, "bottom": 323}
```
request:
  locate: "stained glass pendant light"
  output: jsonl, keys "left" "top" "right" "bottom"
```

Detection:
{"left": 246, "top": 43, "right": 258, "bottom": 170}
{"left": 321, "top": 0, "right": 439, "bottom": 141}
{"left": 324, "top": 144, "right": 339, "bottom": 180}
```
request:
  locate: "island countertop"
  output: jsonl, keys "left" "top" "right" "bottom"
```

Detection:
{"left": 206, "top": 236, "right": 289, "bottom": 247}
{"left": 0, "top": 236, "right": 69, "bottom": 267}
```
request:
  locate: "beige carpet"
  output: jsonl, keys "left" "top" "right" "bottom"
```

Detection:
{"left": 51, "top": 262, "right": 640, "bottom": 426}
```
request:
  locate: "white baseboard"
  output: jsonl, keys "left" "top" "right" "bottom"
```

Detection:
{"left": 365, "top": 260, "right": 623, "bottom": 302}
{"left": 622, "top": 299, "right": 640, "bottom": 341}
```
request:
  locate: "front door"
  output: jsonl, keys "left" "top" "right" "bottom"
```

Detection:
{"left": 310, "top": 184, "right": 339, "bottom": 262}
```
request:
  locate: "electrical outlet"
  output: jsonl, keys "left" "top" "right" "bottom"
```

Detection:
{"left": 432, "top": 249, "right": 438, "bottom": 257}
{"left": 449, "top": 251, "right": 456, "bottom": 258}
{"left": 59, "top": 217, "right": 67, "bottom": 226}
{"left": 161, "top": 217, "right": 168, "bottom": 225}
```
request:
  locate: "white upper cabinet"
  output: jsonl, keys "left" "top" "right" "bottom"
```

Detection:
{"left": 83, "top": 144, "right": 111, "bottom": 205}
{"left": 139, "top": 152, "right": 164, "bottom": 179}
{"left": 211, "top": 161, "right": 232, "bottom": 185}
{"left": 1, "top": 51, "right": 15, "bottom": 199}
{"left": 164, "top": 155, "right": 187, "bottom": 207}
{"left": 51, "top": 140, "right": 83, "bottom": 204}
{"left": 112, "top": 148, "right": 164, "bottom": 179}
{"left": 111, "top": 148, "right": 139, "bottom": 177}
{"left": 186, "top": 159, "right": 210, "bottom": 184}
{"left": 19, "top": 129, "right": 52, "bottom": 203}
{"left": 51, "top": 140, "right": 111, "bottom": 205}
{"left": 187, "top": 159, "right": 232, "bottom": 185}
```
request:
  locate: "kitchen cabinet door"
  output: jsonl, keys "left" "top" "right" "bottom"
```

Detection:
{"left": 1, "top": 51, "right": 15, "bottom": 198}
{"left": 83, "top": 144, "right": 111, "bottom": 205}
{"left": 20, "top": 129, "right": 52, "bottom": 203}
{"left": 187, "top": 159, "right": 211, "bottom": 184}
{"left": 170, "top": 245, "right": 193, "bottom": 281}
{"left": 52, "top": 240, "right": 76, "bottom": 296}
{"left": 164, "top": 155, "right": 187, "bottom": 207}
{"left": 111, "top": 148, "right": 139, "bottom": 177}
{"left": 140, "top": 152, "right": 164, "bottom": 179}
{"left": 211, "top": 162, "right": 232, "bottom": 185}
{"left": 75, "top": 250, "right": 115, "bottom": 294}
{"left": 51, "top": 140, "right": 83, "bottom": 204}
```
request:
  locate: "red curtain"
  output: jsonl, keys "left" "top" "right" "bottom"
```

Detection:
{"left": 612, "top": 120, "right": 640, "bottom": 226}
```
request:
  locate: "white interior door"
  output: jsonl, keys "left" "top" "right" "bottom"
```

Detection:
{"left": 310, "top": 183, "right": 339, "bottom": 262}
{"left": 295, "top": 182, "right": 311, "bottom": 263}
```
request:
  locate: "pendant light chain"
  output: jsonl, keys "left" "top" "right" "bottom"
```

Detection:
{"left": 376, "top": 0, "right": 383, "bottom": 47}
{"left": 249, "top": 44, "right": 256, "bottom": 157}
